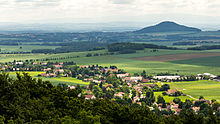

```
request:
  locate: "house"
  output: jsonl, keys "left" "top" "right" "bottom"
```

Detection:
{"left": 44, "top": 68, "right": 52, "bottom": 71}
{"left": 104, "top": 84, "right": 113, "bottom": 88}
{"left": 105, "top": 68, "right": 118, "bottom": 72}
{"left": 124, "top": 77, "right": 143, "bottom": 83}
{"left": 93, "top": 80, "right": 101, "bottom": 83}
{"left": 203, "top": 73, "right": 217, "bottom": 78}
{"left": 192, "top": 107, "right": 200, "bottom": 112}
{"left": 176, "top": 108, "right": 182, "bottom": 114}
{"left": 15, "top": 62, "right": 23, "bottom": 65}
{"left": 85, "top": 94, "right": 96, "bottom": 100}
{"left": 141, "top": 78, "right": 149, "bottom": 83}
{"left": 83, "top": 78, "right": 93, "bottom": 82}
{"left": 114, "top": 92, "right": 125, "bottom": 98}
{"left": 86, "top": 90, "right": 92, "bottom": 94}
{"left": 143, "top": 84, "right": 158, "bottom": 88}
{"left": 41, "top": 73, "right": 47, "bottom": 77}
{"left": 68, "top": 85, "right": 76, "bottom": 90}
{"left": 54, "top": 65, "right": 62, "bottom": 69}
{"left": 81, "top": 65, "right": 90, "bottom": 68}
{"left": 101, "top": 80, "right": 106, "bottom": 83}
{"left": 49, "top": 73, "right": 56, "bottom": 77}
{"left": 41, "top": 62, "right": 47, "bottom": 65}
{"left": 133, "top": 96, "right": 140, "bottom": 103}
{"left": 153, "top": 76, "right": 180, "bottom": 80}
{"left": 167, "top": 89, "right": 178, "bottom": 95}
{"left": 136, "top": 102, "right": 142, "bottom": 106}
{"left": 59, "top": 69, "right": 64, "bottom": 73}
{"left": 33, "top": 62, "right": 38, "bottom": 65}
{"left": 170, "top": 104, "right": 179, "bottom": 111}
{"left": 198, "top": 99, "right": 211, "bottom": 105}
{"left": 86, "top": 85, "right": 90, "bottom": 89}
{"left": 116, "top": 73, "right": 130, "bottom": 78}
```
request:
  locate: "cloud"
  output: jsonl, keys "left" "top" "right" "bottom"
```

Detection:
{"left": 109, "top": 0, "right": 134, "bottom": 4}
{"left": 0, "top": 0, "right": 220, "bottom": 24}
{"left": 15, "top": 0, "right": 61, "bottom": 7}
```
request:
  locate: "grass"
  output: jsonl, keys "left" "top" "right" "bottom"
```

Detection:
{"left": 171, "top": 56, "right": 220, "bottom": 67}
{"left": 2, "top": 48, "right": 215, "bottom": 75}
{"left": 52, "top": 77, "right": 89, "bottom": 86}
{"left": 0, "top": 45, "right": 59, "bottom": 52}
{"left": 8, "top": 71, "right": 89, "bottom": 86}
{"left": 166, "top": 80, "right": 220, "bottom": 102}
{"left": 154, "top": 91, "right": 193, "bottom": 103}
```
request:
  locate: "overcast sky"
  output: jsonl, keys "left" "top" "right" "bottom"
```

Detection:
{"left": 1, "top": 0, "right": 220, "bottom": 26}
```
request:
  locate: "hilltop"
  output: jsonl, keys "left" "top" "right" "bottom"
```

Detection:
{"left": 135, "top": 21, "right": 201, "bottom": 33}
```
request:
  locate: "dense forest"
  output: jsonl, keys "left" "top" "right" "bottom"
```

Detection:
{"left": 0, "top": 73, "right": 219, "bottom": 123}
{"left": 188, "top": 45, "right": 220, "bottom": 50}
{"left": 173, "top": 41, "right": 196, "bottom": 46}
{"left": 108, "top": 43, "right": 177, "bottom": 54}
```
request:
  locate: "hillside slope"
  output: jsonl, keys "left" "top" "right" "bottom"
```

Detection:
{"left": 135, "top": 21, "right": 201, "bottom": 33}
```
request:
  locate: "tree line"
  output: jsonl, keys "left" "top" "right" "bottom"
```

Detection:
{"left": 108, "top": 42, "right": 177, "bottom": 53}
{"left": 188, "top": 45, "right": 220, "bottom": 50}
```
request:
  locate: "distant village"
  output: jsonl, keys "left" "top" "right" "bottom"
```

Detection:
{"left": 0, "top": 60, "right": 220, "bottom": 114}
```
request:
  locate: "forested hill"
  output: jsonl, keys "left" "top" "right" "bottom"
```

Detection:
{"left": 135, "top": 21, "right": 202, "bottom": 33}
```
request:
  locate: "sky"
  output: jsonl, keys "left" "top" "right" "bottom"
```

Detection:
{"left": 0, "top": 0, "right": 220, "bottom": 27}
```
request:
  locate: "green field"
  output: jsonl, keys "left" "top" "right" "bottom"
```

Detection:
{"left": 1, "top": 48, "right": 220, "bottom": 75}
{"left": 166, "top": 80, "right": 220, "bottom": 102}
{"left": 8, "top": 72, "right": 89, "bottom": 86}
{"left": 154, "top": 80, "right": 220, "bottom": 102}
{"left": 154, "top": 91, "right": 193, "bottom": 103}
{"left": 0, "top": 45, "right": 59, "bottom": 53}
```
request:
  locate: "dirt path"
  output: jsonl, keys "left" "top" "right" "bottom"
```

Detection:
{"left": 129, "top": 52, "right": 220, "bottom": 62}
{"left": 187, "top": 95, "right": 197, "bottom": 100}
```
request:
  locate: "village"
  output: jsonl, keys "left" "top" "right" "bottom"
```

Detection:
{"left": 0, "top": 61, "right": 219, "bottom": 115}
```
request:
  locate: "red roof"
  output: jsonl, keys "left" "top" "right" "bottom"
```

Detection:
{"left": 104, "top": 84, "right": 113, "bottom": 88}
{"left": 142, "top": 78, "right": 149, "bottom": 83}
{"left": 85, "top": 94, "right": 94, "bottom": 98}
{"left": 86, "top": 90, "right": 92, "bottom": 94}
{"left": 167, "top": 89, "right": 178, "bottom": 94}
{"left": 177, "top": 109, "right": 182, "bottom": 113}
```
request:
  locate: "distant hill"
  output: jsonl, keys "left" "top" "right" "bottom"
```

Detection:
{"left": 135, "top": 21, "right": 201, "bottom": 33}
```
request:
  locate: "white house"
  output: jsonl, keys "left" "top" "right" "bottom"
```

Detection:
{"left": 153, "top": 76, "right": 180, "bottom": 80}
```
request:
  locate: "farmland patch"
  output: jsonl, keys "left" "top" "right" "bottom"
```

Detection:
{"left": 129, "top": 52, "right": 220, "bottom": 62}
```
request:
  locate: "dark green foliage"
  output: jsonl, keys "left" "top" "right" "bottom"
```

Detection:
{"left": 0, "top": 73, "right": 220, "bottom": 123}
{"left": 157, "top": 95, "right": 165, "bottom": 104}
{"left": 108, "top": 42, "right": 177, "bottom": 53}
{"left": 188, "top": 45, "right": 220, "bottom": 50}
{"left": 0, "top": 42, "right": 19, "bottom": 46}
{"left": 160, "top": 84, "right": 170, "bottom": 91}
{"left": 173, "top": 41, "right": 196, "bottom": 46}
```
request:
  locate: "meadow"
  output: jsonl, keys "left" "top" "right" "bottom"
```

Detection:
{"left": 8, "top": 71, "right": 89, "bottom": 86}
{"left": 0, "top": 45, "right": 59, "bottom": 53}
{"left": 165, "top": 80, "right": 220, "bottom": 102}
{"left": 154, "top": 91, "right": 193, "bottom": 103}
{"left": 1, "top": 48, "right": 220, "bottom": 75}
